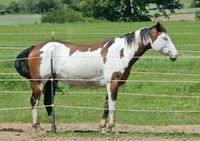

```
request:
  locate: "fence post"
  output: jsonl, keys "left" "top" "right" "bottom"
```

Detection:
{"left": 52, "top": 31, "right": 55, "bottom": 40}
{"left": 50, "top": 51, "right": 56, "bottom": 133}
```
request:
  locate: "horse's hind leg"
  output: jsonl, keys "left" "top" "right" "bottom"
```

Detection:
{"left": 99, "top": 95, "right": 109, "bottom": 133}
{"left": 30, "top": 81, "right": 42, "bottom": 128}
{"left": 43, "top": 80, "right": 56, "bottom": 123}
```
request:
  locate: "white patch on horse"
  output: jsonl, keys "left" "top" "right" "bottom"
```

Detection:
{"left": 32, "top": 99, "right": 39, "bottom": 125}
{"left": 39, "top": 42, "right": 105, "bottom": 87}
{"left": 103, "top": 41, "right": 110, "bottom": 48}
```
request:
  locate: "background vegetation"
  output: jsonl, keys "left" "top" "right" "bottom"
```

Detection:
{"left": 0, "top": 0, "right": 183, "bottom": 22}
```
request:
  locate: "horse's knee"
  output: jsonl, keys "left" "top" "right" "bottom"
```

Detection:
{"left": 30, "top": 82, "right": 42, "bottom": 107}
{"left": 30, "top": 94, "right": 37, "bottom": 107}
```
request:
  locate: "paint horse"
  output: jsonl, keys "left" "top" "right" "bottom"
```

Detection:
{"left": 15, "top": 23, "right": 178, "bottom": 132}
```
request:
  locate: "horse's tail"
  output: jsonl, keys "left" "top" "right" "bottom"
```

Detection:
{"left": 15, "top": 46, "right": 35, "bottom": 79}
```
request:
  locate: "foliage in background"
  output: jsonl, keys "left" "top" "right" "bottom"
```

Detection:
{"left": 195, "top": 10, "right": 200, "bottom": 20}
{"left": 0, "top": 0, "right": 183, "bottom": 22}
{"left": 191, "top": 0, "right": 200, "bottom": 7}
{"left": 21, "top": 0, "right": 61, "bottom": 13}
{"left": 41, "top": 5, "right": 86, "bottom": 23}
{"left": 0, "top": 0, "right": 62, "bottom": 15}
{"left": 79, "top": 0, "right": 183, "bottom": 21}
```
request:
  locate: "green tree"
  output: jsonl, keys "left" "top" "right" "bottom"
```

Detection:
{"left": 41, "top": 5, "right": 86, "bottom": 23}
{"left": 80, "top": 0, "right": 182, "bottom": 21}
{"left": 191, "top": 0, "right": 200, "bottom": 7}
{"left": 22, "top": 0, "right": 61, "bottom": 13}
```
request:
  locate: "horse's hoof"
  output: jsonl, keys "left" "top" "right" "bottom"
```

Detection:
{"left": 32, "top": 123, "right": 41, "bottom": 130}
{"left": 100, "top": 127, "right": 107, "bottom": 134}
{"left": 98, "top": 124, "right": 107, "bottom": 133}
{"left": 107, "top": 124, "right": 115, "bottom": 133}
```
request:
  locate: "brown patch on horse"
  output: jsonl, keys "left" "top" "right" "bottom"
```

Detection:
{"left": 60, "top": 40, "right": 112, "bottom": 56}
{"left": 120, "top": 48, "right": 124, "bottom": 58}
{"left": 101, "top": 40, "right": 114, "bottom": 63}
{"left": 28, "top": 42, "right": 48, "bottom": 99}
{"left": 110, "top": 71, "right": 124, "bottom": 100}
{"left": 150, "top": 28, "right": 160, "bottom": 42}
{"left": 150, "top": 23, "right": 166, "bottom": 42}
{"left": 28, "top": 42, "right": 47, "bottom": 81}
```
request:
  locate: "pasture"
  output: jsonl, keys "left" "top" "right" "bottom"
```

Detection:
{"left": 0, "top": 21, "right": 200, "bottom": 140}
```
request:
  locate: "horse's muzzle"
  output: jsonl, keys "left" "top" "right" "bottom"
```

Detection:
{"left": 170, "top": 55, "right": 177, "bottom": 61}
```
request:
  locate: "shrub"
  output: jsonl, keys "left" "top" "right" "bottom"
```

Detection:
{"left": 0, "top": 4, "right": 11, "bottom": 15}
{"left": 8, "top": 1, "right": 21, "bottom": 13}
{"left": 195, "top": 10, "right": 200, "bottom": 20}
{"left": 41, "top": 5, "right": 86, "bottom": 23}
{"left": 191, "top": 0, "right": 200, "bottom": 7}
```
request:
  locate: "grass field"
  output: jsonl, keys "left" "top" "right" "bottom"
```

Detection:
{"left": 0, "top": 21, "right": 200, "bottom": 125}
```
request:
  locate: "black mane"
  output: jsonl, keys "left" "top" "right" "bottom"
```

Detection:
{"left": 121, "top": 32, "right": 135, "bottom": 46}
{"left": 140, "top": 28, "right": 150, "bottom": 45}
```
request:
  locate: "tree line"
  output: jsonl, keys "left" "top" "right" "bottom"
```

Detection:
{"left": 1, "top": 0, "right": 198, "bottom": 22}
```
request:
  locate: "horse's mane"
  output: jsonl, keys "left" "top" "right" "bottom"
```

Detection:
{"left": 140, "top": 28, "right": 151, "bottom": 46}
{"left": 120, "top": 32, "right": 135, "bottom": 46}
{"left": 120, "top": 27, "right": 151, "bottom": 47}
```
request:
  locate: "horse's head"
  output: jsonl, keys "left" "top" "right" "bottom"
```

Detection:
{"left": 150, "top": 22, "right": 178, "bottom": 61}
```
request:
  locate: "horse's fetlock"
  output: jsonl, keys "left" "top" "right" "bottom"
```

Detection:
{"left": 48, "top": 116, "right": 52, "bottom": 123}
{"left": 32, "top": 122, "right": 40, "bottom": 129}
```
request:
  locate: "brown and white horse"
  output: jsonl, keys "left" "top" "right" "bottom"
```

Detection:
{"left": 15, "top": 23, "right": 178, "bottom": 132}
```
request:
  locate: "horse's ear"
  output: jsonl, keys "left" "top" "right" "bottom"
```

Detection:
{"left": 155, "top": 22, "right": 161, "bottom": 32}
{"left": 154, "top": 22, "right": 166, "bottom": 32}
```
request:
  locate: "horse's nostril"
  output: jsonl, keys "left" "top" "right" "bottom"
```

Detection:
{"left": 171, "top": 57, "right": 177, "bottom": 61}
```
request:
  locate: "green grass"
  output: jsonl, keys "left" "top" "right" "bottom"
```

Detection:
{"left": 0, "top": 21, "right": 200, "bottom": 127}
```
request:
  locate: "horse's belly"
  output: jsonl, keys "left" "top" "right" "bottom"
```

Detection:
{"left": 60, "top": 79, "right": 106, "bottom": 87}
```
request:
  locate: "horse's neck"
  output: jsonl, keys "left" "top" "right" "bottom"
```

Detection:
{"left": 129, "top": 29, "right": 151, "bottom": 67}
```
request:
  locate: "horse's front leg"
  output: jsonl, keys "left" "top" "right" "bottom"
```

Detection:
{"left": 30, "top": 81, "right": 42, "bottom": 129}
{"left": 106, "top": 82, "right": 119, "bottom": 132}
{"left": 99, "top": 95, "right": 109, "bottom": 133}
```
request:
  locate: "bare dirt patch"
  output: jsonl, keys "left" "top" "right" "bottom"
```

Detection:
{"left": 152, "top": 14, "right": 195, "bottom": 21}
{"left": 0, "top": 123, "right": 200, "bottom": 141}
